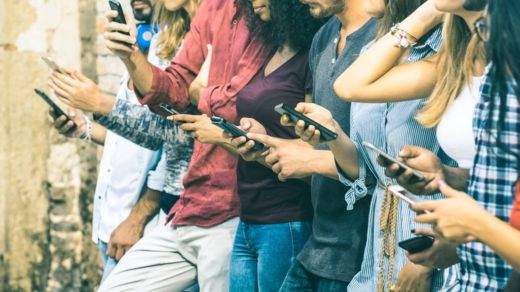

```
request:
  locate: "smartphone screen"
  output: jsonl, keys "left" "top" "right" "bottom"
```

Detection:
{"left": 108, "top": 0, "right": 129, "bottom": 36}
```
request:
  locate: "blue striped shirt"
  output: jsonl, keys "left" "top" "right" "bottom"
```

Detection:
{"left": 339, "top": 28, "right": 460, "bottom": 291}
{"left": 457, "top": 71, "right": 519, "bottom": 291}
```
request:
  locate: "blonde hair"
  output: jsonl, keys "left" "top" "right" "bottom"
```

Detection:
{"left": 417, "top": 14, "right": 486, "bottom": 127}
{"left": 153, "top": 0, "right": 201, "bottom": 60}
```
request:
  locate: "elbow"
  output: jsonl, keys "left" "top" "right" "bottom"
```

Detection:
{"left": 333, "top": 78, "right": 355, "bottom": 101}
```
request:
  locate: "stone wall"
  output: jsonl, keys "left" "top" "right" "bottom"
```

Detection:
{"left": 0, "top": 0, "right": 128, "bottom": 290}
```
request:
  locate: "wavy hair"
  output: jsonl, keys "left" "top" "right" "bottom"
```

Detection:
{"left": 417, "top": 14, "right": 486, "bottom": 127}
{"left": 238, "top": 0, "right": 326, "bottom": 51}
{"left": 153, "top": 0, "right": 201, "bottom": 60}
{"left": 377, "top": 0, "right": 426, "bottom": 38}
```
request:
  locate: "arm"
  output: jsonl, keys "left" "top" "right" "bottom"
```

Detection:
{"left": 333, "top": 0, "right": 443, "bottom": 102}
{"left": 103, "top": 6, "right": 208, "bottom": 113}
{"left": 97, "top": 99, "right": 191, "bottom": 150}
{"left": 107, "top": 187, "right": 161, "bottom": 260}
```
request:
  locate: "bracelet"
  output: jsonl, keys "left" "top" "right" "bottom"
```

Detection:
{"left": 79, "top": 115, "right": 92, "bottom": 142}
{"left": 390, "top": 24, "right": 418, "bottom": 49}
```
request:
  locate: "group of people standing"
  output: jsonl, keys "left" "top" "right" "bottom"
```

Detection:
{"left": 44, "top": 0, "right": 519, "bottom": 291}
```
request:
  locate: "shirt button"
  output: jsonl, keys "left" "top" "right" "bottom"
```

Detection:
{"left": 232, "top": 19, "right": 237, "bottom": 25}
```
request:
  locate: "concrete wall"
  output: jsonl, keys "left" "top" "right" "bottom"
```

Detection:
{"left": 0, "top": 0, "right": 128, "bottom": 290}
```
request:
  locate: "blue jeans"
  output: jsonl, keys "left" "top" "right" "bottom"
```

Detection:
{"left": 229, "top": 221, "right": 311, "bottom": 292}
{"left": 279, "top": 259, "right": 348, "bottom": 292}
{"left": 98, "top": 241, "right": 118, "bottom": 282}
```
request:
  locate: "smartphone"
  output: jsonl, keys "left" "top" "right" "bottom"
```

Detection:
{"left": 34, "top": 89, "right": 77, "bottom": 131}
{"left": 274, "top": 103, "right": 338, "bottom": 142}
{"left": 41, "top": 56, "right": 65, "bottom": 74}
{"left": 160, "top": 103, "right": 180, "bottom": 116}
{"left": 108, "top": 0, "right": 130, "bottom": 35}
{"left": 362, "top": 142, "right": 425, "bottom": 181}
{"left": 210, "top": 116, "right": 265, "bottom": 152}
{"left": 398, "top": 235, "right": 435, "bottom": 254}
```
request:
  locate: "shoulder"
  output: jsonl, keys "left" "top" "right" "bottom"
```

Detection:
{"left": 311, "top": 17, "right": 340, "bottom": 51}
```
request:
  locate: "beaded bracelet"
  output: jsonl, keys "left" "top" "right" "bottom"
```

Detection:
{"left": 79, "top": 115, "right": 92, "bottom": 142}
{"left": 390, "top": 24, "right": 418, "bottom": 49}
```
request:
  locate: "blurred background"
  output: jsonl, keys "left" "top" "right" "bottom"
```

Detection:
{"left": 1, "top": 0, "right": 131, "bottom": 290}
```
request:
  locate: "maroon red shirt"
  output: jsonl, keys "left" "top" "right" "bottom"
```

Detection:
{"left": 236, "top": 50, "right": 313, "bottom": 223}
{"left": 138, "top": 0, "right": 270, "bottom": 227}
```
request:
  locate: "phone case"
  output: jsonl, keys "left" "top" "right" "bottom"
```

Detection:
{"left": 108, "top": 0, "right": 129, "bottom": 35}
{"left": 398, "top": 236, "right": 434, "bottom": 254}
{"left": 210, "top": 116, "right": 265, "bottom": 151}
{"left": 274, "top": 103, "right": 338, "bottom": 141}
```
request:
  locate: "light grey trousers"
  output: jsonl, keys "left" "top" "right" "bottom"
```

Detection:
{"left": 97, "top": 217, "right": 239, "bottom": 292}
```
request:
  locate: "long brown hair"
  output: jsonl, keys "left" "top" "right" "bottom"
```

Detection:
{"left": 377, "top": 0, "right": 426, "bottom": 38}
{"left": 417, "top": 14, "right": 486, "bottom": 127}
{"left": 153, "top": 0, "right": 201, "bottom": 60}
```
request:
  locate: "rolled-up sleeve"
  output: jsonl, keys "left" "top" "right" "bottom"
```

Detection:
{"left": 336, "top": 140, "right": 373, "bottom": 210}
{"left": 146, "top": 149, "right": 167, "bottom": 192}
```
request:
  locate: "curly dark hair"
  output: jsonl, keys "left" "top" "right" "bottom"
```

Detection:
{"left": 238, "top": 0, "right": 327, "bottom": 52}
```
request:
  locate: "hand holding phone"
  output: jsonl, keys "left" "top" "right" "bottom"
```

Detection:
{"left": 35, "top": 89, "right": 78, "bottom": 132}
{"left": 274, "top": 103, "right": 338, "bottom": 142}
{"left": 108, "top": 0, "right": 129, "bottom": 35}
{"left": 211, "top": 116, "right": 265, "bottom": 152}
{"left": 362, "top": 142, "right": 425, "bottom": 181}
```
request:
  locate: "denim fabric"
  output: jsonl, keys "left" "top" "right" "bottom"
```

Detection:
{"left": 280, "top": 259, "right": 348, "bottom": 292}
{"left": 229, "top": 221, "right": 311, "bottom": 292}
{"left": 98, "top": 241, "right": 118, "bottom": 282}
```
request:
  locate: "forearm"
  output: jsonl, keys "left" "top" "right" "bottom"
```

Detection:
{"left": 123, "top": 51, "right": 154, "bottom": 96}
{"left": 473, "top": 212, "right": 520, "bottom": 271}
{"left": 127, "top": 188, "right": 161, "bottom": 224}
{"left": 442, "top": 166, "right": 469, "bottom": 191}
{"left": 328, "top": 130, "right": 360, "bottom": 180}
{"left": 334, "top": 6, "right": 439, "bottom": 102}
{"left": 90, "top": 122, "right": 107, "bottom": 145}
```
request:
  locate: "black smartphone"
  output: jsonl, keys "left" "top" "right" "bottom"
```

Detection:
{"left": 160, "top": 103, "right": 180, "bottom": 115}
{"left": 108, "top": 0, "right": 130, "bottom": 35}
{"left": 362, "top": 142, "right": 426, "bottom": 181}
{"left": 210, "top": 116, "right": 265, "bottom": 152}
{"left": 398, "top": 235, "right": 435, "bottom": 254}
{"left": 34, "top": 89, "right": 77, "bottom": 131}
{"left": 274, "top": 103, "right": 338, "bottom": 142}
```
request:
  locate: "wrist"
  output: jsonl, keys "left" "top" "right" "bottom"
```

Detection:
{"left": 96, "top": 93, "right": 116, "bottom": 116}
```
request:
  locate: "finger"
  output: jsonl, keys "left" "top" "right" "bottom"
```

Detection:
{"left": 264, "top": 153, "right": 278, "bottom": 166}
{"left": 173, "top": 114, "right": 200, "bottom": 123}
{"left": 115, "top": 246, "right": 125, "bottom": 261}
{"left": 180, "top": 123, "right": 197, "bottom": 132}
{"left": 272, "top": 163, "right": 282, "bottom": 174}
{"left": 104, "top": 30, "right": 135, "bottom": 45}
{"left": 48, "top": 108, "right": 58, "bottom": 119}
{"left": 396, "top": 169, "right": 415, "bottom": 186}
{"left": 438, "top": 180, "right": 462, "bottom": 198}
{"left": 294, "top": 120, "right": 306, "bottom": 137}
{"left": 105, "top": 40, "right": 135, "bottom": 53}
{"left": 278, "top": 172, "right": 288, "bottom": 182}
{"left": 240, "top": 118, "right": 252, "bottom": 131}
{"left": 301, "top": 125, "right": 316, "bottom": 141}
{"left": 384, "top": 162, "right": 403, "bottom": 178}
{"left": 105, "top": 10, "right": 118, "bottom": 20}
{"left": 48, "top": 80, "right": 71, "bottom": 100}
{"left": 377, "top": 155, "right": 394, "bottom": 167}
{"left": 53, "top": 72, "right": 81, "bottom": 88}
{"left": 309, "top": 130, "right": 321, "bottom": 145}
{"left": 106, "top": 242, "right": 116, "bottom": 258}
{"left": 399, "top": 145, "right": 422, "bottom": 159}
{"left": 58, "top": 121, "right": 76, "bottom": 135}
{"left": 231, "top": 136, "right": 248, "bottom": 147}
{"left": 413, "top": 227, "right": 436, "bottom": 237}
{"left": 247, "top": 133, "right": 277, "bottom": 147}
{"left": 49, "top": 75, "right": 74, "bottom": 95}
{"left": 412, "top": 200, "right": 442, "bottom": 212}
{"left": 414, "top": 211, "right": 438, "bottom": 224}
{"left": 53, "top": 115, "right": 68, "bottom": 129}
{"left": 105, "top": 21, "right": 132, "bottom": 35}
